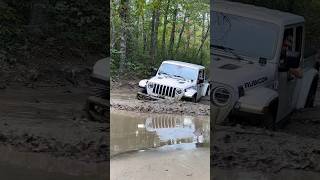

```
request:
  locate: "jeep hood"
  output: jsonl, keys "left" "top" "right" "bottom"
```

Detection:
{"left": 148, "top": 75, "right": 195, "bottom": 89}
{"left": 211, "top": 58, "right": 274, "bottom": 90}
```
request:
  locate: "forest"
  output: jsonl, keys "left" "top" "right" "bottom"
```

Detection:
{"left": 1, "top": 0, "right": 108, "bottom": 64}
{"left": 111, "top": 0, "right": 210, "bottom": 78}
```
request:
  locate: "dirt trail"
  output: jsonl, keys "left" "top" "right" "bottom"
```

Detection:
{"left": 0, "top": 84, "right": 107, "bottom": 164}
{"left": 212, "top": 85, "right": 320, "bottom": 174}
{"left": 110, "top": 85, "right": 210, "bottom": 116}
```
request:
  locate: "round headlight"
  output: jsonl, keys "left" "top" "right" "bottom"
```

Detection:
{"left": 148, "top": 83, "right": 154, "bottom": 88}
{"left": 210, "top": 87, "right": 232, "bottom": 106}
{"left": 176, "top": 89, "right": 183, "bottom": 94}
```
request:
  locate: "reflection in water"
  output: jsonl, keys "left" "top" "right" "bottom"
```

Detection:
{"left": 110, "top": 112, "right": 210, "bottom": 156}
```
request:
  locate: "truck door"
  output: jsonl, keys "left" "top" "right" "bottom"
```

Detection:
{"left": 277, "top": 25, "right": 304, "bottom": 122}
{"left": 197, "top": 69, "right": 205, "bottom": 100}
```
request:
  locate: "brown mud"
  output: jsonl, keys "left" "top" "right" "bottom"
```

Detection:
{"left": 112, "top": 80, "right": 320, "bottom": 178}
{"left": 110, "top": 81, "right": 210, "bottom": 116}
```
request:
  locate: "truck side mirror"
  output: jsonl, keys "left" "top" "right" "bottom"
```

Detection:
{"left": 286, "top": 53, "right": 301, "bottom": 68}
{"left": 279, "top": 52, "right": 301, "bottom": 72}
{"left": 197, "top": 79, "right": 204, "bottom": 84}
{"left": 151, "top": 68, "right": 158, "bottom": 76}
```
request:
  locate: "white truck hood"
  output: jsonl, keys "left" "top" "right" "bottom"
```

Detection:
{"left": 211, "top": 57, "right": 274, "bottom": 90}
{"left": 148, "top": 75, "right": 195, "bottom": 89}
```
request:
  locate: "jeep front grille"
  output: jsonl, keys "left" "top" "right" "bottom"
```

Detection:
{"left": 152, "top": 84, "right": 176, "bottom": 98}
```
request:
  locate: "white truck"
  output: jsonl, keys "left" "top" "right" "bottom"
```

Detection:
{"left": 138, "top": 60, "right": 210, "bottom": 102}
{"left": 210, "top": 1, "right": 319, "bottom": 128}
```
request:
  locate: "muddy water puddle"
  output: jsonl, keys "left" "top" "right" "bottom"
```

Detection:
{"left": 110, "top": 111, "right": 210, "bottom": 156}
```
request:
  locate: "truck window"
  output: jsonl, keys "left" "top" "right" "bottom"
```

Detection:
{"left": 280, "top": 28, "right": 294, "bottom": 64}
{"left": 198, "top": 70, "right": 204, "bottom": 80}
{"left": 295, "top": 26, "right": 303, "bottom": 56}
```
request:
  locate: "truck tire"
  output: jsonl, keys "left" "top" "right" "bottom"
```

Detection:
{"left": 261, "top": 100, "right": 278, "bottom": 130}
{"left": 139, "top": 88, "right": 147, "bottom": 94}
{"left": 192, "top": 94, "right": 198, "bottom": 103}
{"left": 305, "top": 76, "right": 318, "bottom": 108}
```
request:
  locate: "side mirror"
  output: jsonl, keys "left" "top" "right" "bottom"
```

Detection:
{"left": 151, "top": 68, "right": 158, "bottom": 76}
{"left": 286, "top": 53, "right": 300, "bottom": 68}
{"left": 197, "top": 79, "right": 204, "bottom": 84}
{"left": 279, "top": 52, "right": 301, "bottom": 72}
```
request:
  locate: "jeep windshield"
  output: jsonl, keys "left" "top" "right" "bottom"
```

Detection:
{"left": 211, "top": 12, "right": 279, "bottom": 60}
{"left": 157, "top": 63, "right": 198, "bottom": 81}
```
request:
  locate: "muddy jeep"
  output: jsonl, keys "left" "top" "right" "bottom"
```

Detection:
{"left": 86, "top": 58, "right": 109, "bottom": 122}
{"left": 210, "top": 1, "right": 319, "bottom": 129}
{"left": 138, "top": 60, "right": 210, "bottom": 102}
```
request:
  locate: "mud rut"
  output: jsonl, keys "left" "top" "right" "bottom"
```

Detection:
{"left": 212, "top": 81, "right": 320, "bottom": 173}
{"left": 111, "top": 82, "right": 320, "bottom": 174}
{"left": 0, "top": 84, "right": 108, "bottom": 163}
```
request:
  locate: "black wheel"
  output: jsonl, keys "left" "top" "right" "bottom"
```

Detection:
{"left": 261, "top": 111, "right": 275, "bottom": 130}
{"left": 260, "top": 101, "right": 278, "bottom": 130}
{"left": 305, "top": 77, "right": 318, "bottom": 108}
{"left": 192, "top": 94, "right": 198, "bottom": 103}
{"left": 139, "top": 88, "right": 147, "bottom": 94}
{"left": 85, "top": 96, "right": 108, "bottom": 122}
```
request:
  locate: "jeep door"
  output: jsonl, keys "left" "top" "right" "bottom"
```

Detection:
{"left": 197, "top": 69, "right": 205, "bottom": 99}
{"left": 277, "top": 25, "right": 304, "bottom": 122}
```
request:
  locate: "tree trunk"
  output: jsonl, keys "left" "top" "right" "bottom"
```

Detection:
{"left": 193, "top": 24, "right": 196, "bottom": 47}
{"left": 111, "top": 6, "right": 116, "bottom": 51}
{"left": 161, "top": 0, "right": 171, "bottom": 59}
{"left": 150, "top": 9, "right": 156, "bottom": 62}
{"left": 196, "top": 23, "right": 209, "bottom": 63}
{"left": 185, "top": 21, "right": 191, "bottom": 52}
{"left": 119, "top": 0, "right": 129, "bottom": 75}
{"left": 28, "top": 0, "right": 49, "bottom": 36}
{"left": 153, "top": 8, "right": 161, "bottom": 64}
{"left": 142, "top": 14, "right": 147, "bottom": 53}
{"left": 168, "top": 5, "right": 178, "bottom": 59}
{"left": 175, "top": 13, "right": 187, "bottom": 54}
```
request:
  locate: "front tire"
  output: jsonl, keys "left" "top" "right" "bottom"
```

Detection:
{"left": 260, "top": 100, "right": 278, "bottom": 130}
{"left": 191, "top": 94, "right": 198, "bottom": 103}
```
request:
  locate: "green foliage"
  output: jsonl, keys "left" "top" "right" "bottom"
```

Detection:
{"left": 111, "top": 0, "right": 210, "bottom": 78}
{"left": 1, "top": 0, "right": 108, "bottom": 59}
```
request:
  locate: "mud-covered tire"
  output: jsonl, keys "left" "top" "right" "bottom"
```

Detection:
{"left": 85, "top": 96, "right": 108, "bottom": 122}
{"left": 260, "top": 100, "right": 278, "bottom": 130}
{"left": 261, "top": 111, "right": 275, "bottom": 130}
{"left": 191, "top": 94, "right": 198, "bottom": 103}
{"left": 137, "top": 88, "right": 147, "bottom": 100}
{"left": 139, "top": 88, "right": 147, "bottom": 94}
{"left": 305, "top": 76, "right": 318, "bottom": 108}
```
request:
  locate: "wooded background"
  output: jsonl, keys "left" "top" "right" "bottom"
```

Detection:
{"left": 111, "top": 0, "right": 210, "bottom": 78}
{"left": 0, "top": 0, "right": 108, "bottom": 65}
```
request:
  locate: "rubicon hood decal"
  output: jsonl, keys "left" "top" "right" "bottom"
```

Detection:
{"left": 244, "top": 77, "right": 268, "bottom": 89}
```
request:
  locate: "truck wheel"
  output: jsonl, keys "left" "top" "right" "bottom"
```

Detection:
{"left": 192, "top": 94, "right": 198, "bottom": 103}
{"left": 137, "top": 88, "right": 147, "bottom": 100}
{"left": 139, "top": 88, "right": 147, "bottom": 94}
{"left": 305, "top": 77, "right": 318, "bottom": 108}
{"left": 260, "top": 101, "right": 277, "bottom": 130}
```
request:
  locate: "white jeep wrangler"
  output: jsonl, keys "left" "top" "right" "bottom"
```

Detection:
{"left": 210, "top": 1, "right": 319, "bottom": 128}
{"left": 138, "top": 60, "right": 210, "bottom": 102}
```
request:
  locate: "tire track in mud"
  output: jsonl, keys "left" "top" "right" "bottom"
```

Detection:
{"left": 212, "top": 86, "right": 320, "bottom": 173}
{"left": 0, "top": 86, "right": 108, "bottom": 162}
